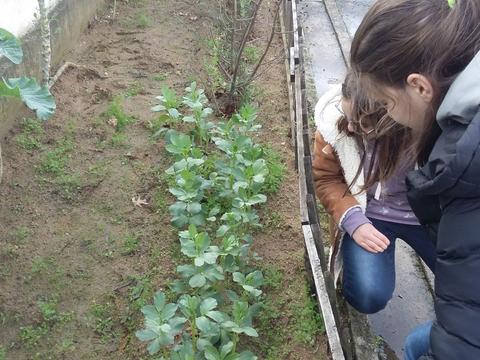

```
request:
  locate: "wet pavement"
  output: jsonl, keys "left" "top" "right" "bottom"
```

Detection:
{"left": 298, "top": 0, "right": 435, "bottom": 358}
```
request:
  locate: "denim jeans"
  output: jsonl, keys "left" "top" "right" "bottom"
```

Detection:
{"left": 404, "top": 321, "right": 433, "bottom": 360}
{"left": 342, "top": 218, "right": 436, "bottom": 314}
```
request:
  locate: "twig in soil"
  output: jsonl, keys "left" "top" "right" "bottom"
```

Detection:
{"left": 114, "top": 278, "right": 136, "bottom": 293}
{"left": 49, "top": 62, "right": 107, "bottom": 89}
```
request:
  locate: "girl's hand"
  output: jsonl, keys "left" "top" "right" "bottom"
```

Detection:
{"left": 352, "top": 223, "right": 390, "bottom": 253}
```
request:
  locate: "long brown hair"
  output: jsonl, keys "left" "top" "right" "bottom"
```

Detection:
{"left": 350, "top": 0, "right": 480, "bottom": 160}
{"left": 337, "top": 74, "right": 412, "bottom": 191}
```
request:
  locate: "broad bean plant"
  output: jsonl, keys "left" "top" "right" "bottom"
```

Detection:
{"left": 137, "top": 83, "right": 274, "bottom": 359}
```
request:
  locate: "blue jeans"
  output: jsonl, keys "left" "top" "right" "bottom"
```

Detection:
{"left": 404, "top": 321, "right": 433, "bottom": 360}
{"left": 342, "top": 218, "right": 436, "bottom": 314}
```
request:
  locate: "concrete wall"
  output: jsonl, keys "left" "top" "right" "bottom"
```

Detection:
{"left": 0, "top": 0, "right": 107, "bottom": 137}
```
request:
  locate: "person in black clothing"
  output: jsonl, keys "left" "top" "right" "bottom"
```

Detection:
{"left": 347, "top": 0, "right": 480, "bottom": 359}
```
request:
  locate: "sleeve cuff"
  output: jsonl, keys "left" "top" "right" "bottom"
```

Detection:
{"left": 341, "top": 207, "right": 371, "bottom": 237}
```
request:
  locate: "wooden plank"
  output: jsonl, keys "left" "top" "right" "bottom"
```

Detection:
{"left": 290, "top": 47, "right": 295, "bottom": 81}
{"left": 310, "top": 222, "right": 327, "bottom": 272}
{"left": 303, "top": 225, "right": 346, "bottom": 360}
{"left": 291, "top": 0, "right": 300, "bottom": 63}
{"left": 280, "top": 4, "right": 297, "bottom": 150}
{"left": 304, "top": 156, "right": 315, "bottom": 196}
{"left": 295, "top": 65, "right": 308, "bottom": 223}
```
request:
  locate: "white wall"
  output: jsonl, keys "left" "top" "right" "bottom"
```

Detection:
{"left": 0, "top": 0, "right": 60, "bottom": 36}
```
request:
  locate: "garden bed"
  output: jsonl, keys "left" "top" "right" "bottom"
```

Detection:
{"left": 0, "top": 0, "right": 327, "bottom": 359}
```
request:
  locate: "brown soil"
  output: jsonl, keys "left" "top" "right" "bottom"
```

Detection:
{"left": 0, "top": 0, "right": 328, "bottom": 359}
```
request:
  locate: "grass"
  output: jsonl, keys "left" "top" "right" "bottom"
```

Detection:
{"left": 121, "top": 234, "right": 139, "bottom": 255}
{"left": 152, "top": 73, "right": 168, "bottom": 82}
{"left": 152, "top": 188, "right": 167, "bottom": 213}
{"left": 135, "top": 12, "right": 151, "bottom": 28}
{"left": 103, "top": 96, "right": 135, "bottom": 132}
{"left": 20, "top": 298, "right": 73, "bottom": 348}
{"left": 244, "top": 45, "right": 260, "bottom": 64}
{"left": 263, "top": 147, "right": 285, "bottom": 194}
{"left": 125, "top": 82, "right": 145, "bottom": 97}
{"left": 38, "top": 137, "right": 74, "bottom": 176}
{"left": 8, "top": 225, "right": 31, "bottom": 243}
{"left": 253, "top": 263, "right": 325, "bottom": 358}
{"left": 204, "top": 38, "right": 227, "bottom": 91}
{"left": 15, "top": 118, "right": 44, "bottom": 152}
{"left": 0, "top": 346, "right": 5, "bottom": 360}
{"left": 31, "top": 256, "right": 54, "bottom": 274}
{"left": 89, "top": 301, "right": 117, "bottom": 342}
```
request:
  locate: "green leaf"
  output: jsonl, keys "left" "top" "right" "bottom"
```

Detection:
{"left": 1, "top": 77, "right": 55, "bottom": 120}
{"left": 232, "top": 272, "right": 245, "bottom": 284}
{"left": 448, "top": 0, "right": 456, "bottom": 8}
{"left": 221, "top": 342, "right": 235, "bottom": 358}
{"left": 206, "top": 310, "right": 227, "bottom": 323}
{"left": 147, "top": 338, "right": 161, "bottom": 355}
{"left": 161, "top": 303, "right": 178, "bottom": 321}
{"left": 204, "top": 345, "right": 221, "bottom": 360}
{"left": 135, "top": 329, "right": 158, "bottom": 341}
{"left": 189, "top": 273, "right": 206, "bottom": 288}
{"left": 245, "top": 271, "right": 263, "bottom": 288}
{"left": 153, "top": 292, "right": 166, "bottom": 311}
{"left": 0, "top": 28, "right": 23, "bottom": 64}
{"left": 241, "top": 326, "right": 258, "bottom": 337}
{"left": 238, "top": 351, "right": 258, "bottom": 360}
{"left": 200, "top": 298, "right": 217, "bottom": 315}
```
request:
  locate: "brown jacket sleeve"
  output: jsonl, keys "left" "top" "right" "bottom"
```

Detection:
{"left": 312, "top": 131, "right": 359, "bottom": 226}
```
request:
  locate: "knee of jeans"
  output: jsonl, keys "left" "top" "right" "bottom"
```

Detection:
{"left": 344, "top": 284, "right": 392, "bottom": 314}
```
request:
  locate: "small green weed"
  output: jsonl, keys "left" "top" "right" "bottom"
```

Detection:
{"left": 292, "top": 289, "right": 325, "bottom": 345}
{"left": 244, "top": 45, "right": 260, "bottom": 64}
{"left": 152, "top": 188, "right": 166, "bottom": 213}
{"left": 125, "top": 82, "right": 144, "bottom": 97}
{"left": 38, "top": 137, "right": 74, "bottom": 176}
{"left": 152, "top": 73, "right": 167, "bottom": 82}
{"left": 20, "top": 324, "right": 49, "bottom": 348}
{"left": 16, "top": 118, "right": 44, "bottom": 151}
{"left": 37, "top": 298, "right": 72, "bottom": 324}
{"left": 89, "top": 302, "right": 116, "bottom": 342}
{"left": 103, "top": 96, "right": 134, "bottom": 132}
{"left": 111, "top": 133, "right": 128, "bottom": 147}
{"left": 0, "top": 346, "right": 5, "bottom": 360}
{"left": 135, "top": 13, "right": 151, "bottom": 28}
{"left": 263, "top": 147, "right": 285, "bottom": 194}
{"left": 204, "top": 38, "right": 226, "bottom": 90}
{"left": 9, "top": 225, "right": 31, "bottom": 243}
{"left": 121, "top": 234, "right": 139, "bottom": 255}
{"left": 31, "top": 256, "right": 53, "bottom": 274}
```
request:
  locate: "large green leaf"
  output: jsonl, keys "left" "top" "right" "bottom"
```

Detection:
{"left": 1, "top": 77, "right": 55, "bottom": 120}
{"left": 0, "top": 28, "right": 23, "bottom": 64}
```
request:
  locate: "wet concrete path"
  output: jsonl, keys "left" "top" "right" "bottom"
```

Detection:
{"left": 298, "top": 1, "right": 435, "bottom": 357}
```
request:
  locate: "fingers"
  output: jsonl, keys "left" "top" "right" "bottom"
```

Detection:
{"left": 372, "top": 229, "right": 390, "bottom": 247}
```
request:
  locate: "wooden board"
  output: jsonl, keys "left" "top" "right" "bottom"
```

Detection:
{"left": 303, "top": 225, "right": 346, "bottom": 360}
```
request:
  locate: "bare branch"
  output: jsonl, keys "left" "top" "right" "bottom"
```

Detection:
{"left": 229, "top": 0, "right": 264, "bottom": 96}
{"left": 244, "top": 0, "right": 282, "bottom": 86}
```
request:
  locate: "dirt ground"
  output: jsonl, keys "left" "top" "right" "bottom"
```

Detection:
{"left": 0, "top": 0, "right": 328, "bottom": 359}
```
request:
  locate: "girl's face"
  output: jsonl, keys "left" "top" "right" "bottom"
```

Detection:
{"left": 372, "top": 74, "right": 434, "bottom": 132}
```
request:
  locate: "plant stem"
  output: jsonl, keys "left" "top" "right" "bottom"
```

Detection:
{"left": 245, "top": 0, "right": 282, "bottom": 86}
{"left": 38, "top": 0, "right": 52, "bottom": 86}
{"left": 229, "top": 0, "right": 263, "bottom": 97}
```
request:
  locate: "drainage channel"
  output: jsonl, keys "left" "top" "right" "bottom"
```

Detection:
{"left": 297, "top": 0, "right": 435, "bottom": 358}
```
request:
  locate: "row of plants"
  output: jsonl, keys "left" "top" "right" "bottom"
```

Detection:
{"left": 136, "top": 82, "right": 279, "bottom": 359}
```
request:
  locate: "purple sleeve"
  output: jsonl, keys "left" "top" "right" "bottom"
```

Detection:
{"left": 341, "top": 207, "right": 371, "bottom": 237}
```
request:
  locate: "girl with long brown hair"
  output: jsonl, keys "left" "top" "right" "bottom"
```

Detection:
{"left": 312, "top": 73, "right": 435, "bottom": 315}
{"left": 349, "top": 0, "right": 480, "bottom": 358}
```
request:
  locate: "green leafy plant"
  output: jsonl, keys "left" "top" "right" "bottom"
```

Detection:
{"left": 137, "top": 84, "right": 284, "bottom": 359}
{"left": 0, "top": 28, "right": 55, "bottom": 120}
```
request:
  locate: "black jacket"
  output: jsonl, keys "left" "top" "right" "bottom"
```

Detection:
{"left": 407, "top": 51, "right": 480, "bottom": 359}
